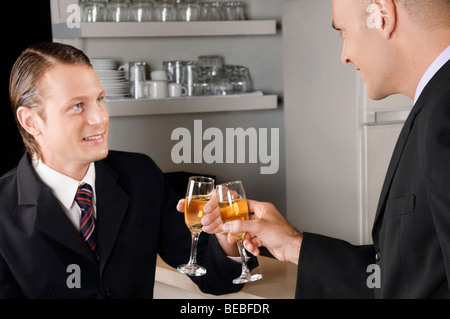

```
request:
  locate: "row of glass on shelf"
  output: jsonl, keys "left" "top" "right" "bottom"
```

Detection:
{"left": 92, "top": 55, "right": 253, "bottom": 99}
{"left": 80, "top": 0, "right": 247, "bottom": 22}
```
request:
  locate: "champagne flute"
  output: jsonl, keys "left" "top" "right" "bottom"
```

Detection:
{"left": 216, "top": 180, "right": 262, "bottom": 284}
{"left": 177, "top": 176, "right": 215, "bottom": 276}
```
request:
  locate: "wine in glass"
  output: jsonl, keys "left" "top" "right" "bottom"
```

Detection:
{"left": 177, "top": 176, "right": 215, "bottom": 276}
{"left": 216, "top": 180, "right": 262, "bottom": 284}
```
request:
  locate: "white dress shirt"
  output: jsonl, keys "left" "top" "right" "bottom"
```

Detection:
{"left": 414, "top": 46, "right": 450, "bottom": 104}
{"left": 32, "top": 159, "right": 244, "bottom": 263}
{"left": 32, "top": 159, "right": 97, "bottom": 231}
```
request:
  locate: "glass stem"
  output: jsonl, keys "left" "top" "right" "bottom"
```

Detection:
{"left": 188, "top": 232, "right": 201, "bottom": 266}
{"left": 236, "top": 239, "right": 250, "bottom": 276}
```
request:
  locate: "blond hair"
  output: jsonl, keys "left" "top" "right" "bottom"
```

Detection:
{"left": 9, "top": 42, "right": 92, "bottom": 160}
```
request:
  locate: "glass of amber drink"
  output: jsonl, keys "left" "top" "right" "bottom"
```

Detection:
{"left": 217, "top": 180, "right": 262, "bottom": 284}
{"left": 177, "top": 176, "right": 214, "bottom": 276}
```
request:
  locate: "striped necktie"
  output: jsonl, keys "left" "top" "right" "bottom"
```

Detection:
{"left": 75, "top": 183, "right": 99, "bottom": 261}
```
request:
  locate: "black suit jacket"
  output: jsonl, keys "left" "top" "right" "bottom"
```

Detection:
{"left": 295, "top": 60, "right": 450, "bottom": 298}
{"left": 0, "top": 151, "right": 254, "bottom": 298}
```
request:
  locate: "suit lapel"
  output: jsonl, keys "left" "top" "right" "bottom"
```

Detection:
{"left": 94, "top": 160, "right": 129, "bottom": 273}
{"left": 17, "top": 154, "right": 96, "bottom": 262}
{"left": 35, "top": 186, "right": 96, "bottom": 261}
{"left": 18, "top": 154, "right": 130, "bottom": 268}
{"left": 371, "top": 113, "right": 416, "bottom": 240}
{"left": 372, "top": 60, "right": 450, "bottom": 241}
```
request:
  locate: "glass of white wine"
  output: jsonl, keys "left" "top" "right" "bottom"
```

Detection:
{"left": 216, "top": 180, "right": 262, "bottom": 284}
{"left": 177, "top": 176, "right": 215, "bottom": 276}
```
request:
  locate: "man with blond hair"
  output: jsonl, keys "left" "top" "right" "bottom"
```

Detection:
{"left": 212, "top": 0, "right": 450, "bottom": 298}
{"left": 0, "top": 42, "right": 254, "bottom": 298}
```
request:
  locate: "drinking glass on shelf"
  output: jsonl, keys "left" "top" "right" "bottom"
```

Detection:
{"left": 202, "top": 1, "right": 224, "bottom": 21}
{"left": 192, "top": 66, "right": 213, "bottom": 96}
{"left": 236, "top": 66, "right": 253, "bottom": 92}
{"left": 210, "top": 69, "right": 234, "bottom": 95}
{"left": 82, "top": 1, "right": 107, "bottom": 22}
{"left": 197, "top": 55, "right": 224, "bottom": 77}
{"left": 216, "top": 180, "right": 263, "bottom": 284}
{"left": 153, "top": 0, "right": 177, "bottom": 21}
{"left": 106, "top": 0, "right": 129, "bottom": 22}
{"left": 176, "top": 0, "right": 202, "bottom": 21}
{"left": 129, "top": 0, "right": 153, "bottom": 22}
{"left": 223, "top": 1, "right": 245, "bottom": 20}
{"left": 224, "top": 65, "right": 253, "bottom": 93}
{"left": 177, "top": 176, "right": 215, "bottom": 276}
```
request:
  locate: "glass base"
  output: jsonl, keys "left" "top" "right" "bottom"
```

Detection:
{"left": 232, "top": 273, "right": 262, "bottom": 284}
{"left": 177, "top": 264, "right": 207, "bottom": 277}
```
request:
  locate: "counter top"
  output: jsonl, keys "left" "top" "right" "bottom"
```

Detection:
{"left": 154, "top": 254, "right": 297, "bottom": 299}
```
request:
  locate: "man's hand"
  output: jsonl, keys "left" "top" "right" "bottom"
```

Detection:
{"left": 177, "top": 196, "right": 239, "bottom": 257}
{"left": 222, "top": 200, "right": 302, "bottom": 265}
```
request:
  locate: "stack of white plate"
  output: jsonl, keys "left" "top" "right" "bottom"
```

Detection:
{"left": 91, "top": 59, "right": 130, "bottom": 98}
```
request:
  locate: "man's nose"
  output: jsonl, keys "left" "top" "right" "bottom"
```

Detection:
{"left": 87, "top": 104, "right": 108, "bottom": 126}
{"left": 341, "top": 45, "right": 352, "bottom": 65}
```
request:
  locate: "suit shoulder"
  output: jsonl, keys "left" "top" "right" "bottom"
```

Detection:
{"left": 0, "top": 167, "right": 18, "bottom": 192}
{"left": 430, "top": 65, "right": 450, "bottom": 100}
{"left": 105, "top": 150, "right": 152, "bottom": 162}
{"left": 0, "top": 167, "right": 18, "bottom": 219}
{"left": 105, "top": 150, "right": 157, "bottom": 164}
{"left": 102, "top": 150, "right": 161, "bottom": 175}
{"left": 424, "top": 76, "right": 450, "bottom": 117}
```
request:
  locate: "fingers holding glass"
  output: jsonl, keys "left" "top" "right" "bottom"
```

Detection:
{"left": 216, "top": 180, "right": 262, "bottom": 284}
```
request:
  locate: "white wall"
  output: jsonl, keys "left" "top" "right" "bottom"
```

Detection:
{"left": 283, "top": 0, "right": 362, "bottom": 244}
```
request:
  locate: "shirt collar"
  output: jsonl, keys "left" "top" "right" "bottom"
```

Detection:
{"left": 32, "top": 159, "right": 96, "bottom": 211}
{"left": 414, "top": 46, "right": 450, "bottom": 104}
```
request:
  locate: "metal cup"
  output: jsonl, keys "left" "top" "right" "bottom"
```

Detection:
{"left": 131, "top": 81, "right": 146, "bottom": 99}
{"left": 163, "top": 60, "right": 188, "bottom": 85}
{"left": 129, "top": 62, "right": 147, "bottom": 82}
{"left": 128, "top": 62, "right": 147, "bottom": 99}
{"left": 185, "top": 61, "right": 197, "bottom": 96}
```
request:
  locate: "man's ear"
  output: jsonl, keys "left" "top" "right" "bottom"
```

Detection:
{"left": 374, "top": 0, "right": 397, "bottom": 39}
{"left": 16, "top": 106, "right": 42, "bottom": 137}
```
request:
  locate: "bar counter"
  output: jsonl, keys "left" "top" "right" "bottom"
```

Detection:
{"left": 154, "top": 255, "right": 297, "bottom": 299}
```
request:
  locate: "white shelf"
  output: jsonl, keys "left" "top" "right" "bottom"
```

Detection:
{"left": 105, "top": 94, "right": 277, "bottom": 117}
{"left": 52, "top": 20, "right": 277, "bottom": 38}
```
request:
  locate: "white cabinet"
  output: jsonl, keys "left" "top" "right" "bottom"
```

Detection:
{"left": 283, "top": 0, "right": 361, "bottom": 244}
{"left": 50, "top": 0, "right": 278, "bottom": 117}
